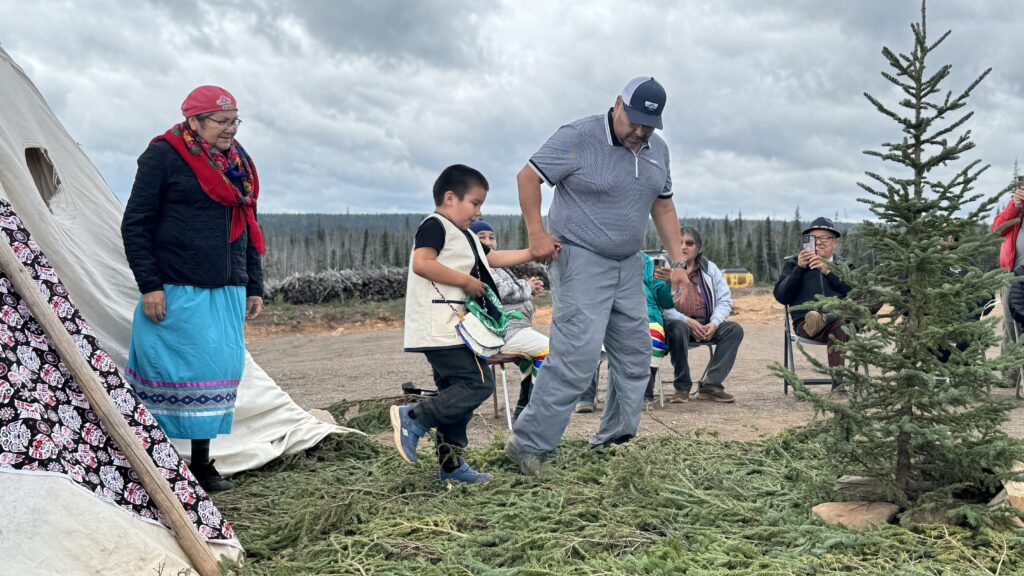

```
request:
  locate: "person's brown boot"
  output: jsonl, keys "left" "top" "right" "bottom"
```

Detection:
{"left": 802, "top": 310, "right": 826, "bottom": 337}
{"left": 669, "top": 391, "right": 689, "bottom": 403}
{"left": 695, "top": 389, "right": 735, "bottom": 403}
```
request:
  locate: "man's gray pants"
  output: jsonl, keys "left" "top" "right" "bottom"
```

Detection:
{"left": 510, "top": 243, "right": 649, "bottom": 453}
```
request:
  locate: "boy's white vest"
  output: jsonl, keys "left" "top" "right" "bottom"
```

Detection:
{"left": 404, "top": 213, "right": 495, "bottom": 351}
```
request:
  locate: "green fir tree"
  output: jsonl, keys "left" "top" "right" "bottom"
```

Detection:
{"left": 777, "top": 1, "right": 1024, "bottom": 520}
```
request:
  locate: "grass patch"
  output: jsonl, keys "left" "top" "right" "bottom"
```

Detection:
{"left": 214, "top": 403, "right": 1023, "bottom": 575}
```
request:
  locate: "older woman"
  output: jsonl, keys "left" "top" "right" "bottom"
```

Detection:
{"left": 657, "top": 226, "right": 743, "bottom": 403}
{"left": 121, "top": 85, "right": 264, "bottom": 492}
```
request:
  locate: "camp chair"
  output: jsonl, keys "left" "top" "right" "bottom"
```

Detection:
{"left": 486, "top": 353, "right": 522, "bottom": 430}
{"left": 656, "top": 341, "right": 715, "bottom": 407}
{"left": 782, "top": 305, "right": 834, "bottom": 394}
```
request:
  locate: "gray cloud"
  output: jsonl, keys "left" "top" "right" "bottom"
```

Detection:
{"left": 1, "top": 0, "right": 1022, "bottom": 223}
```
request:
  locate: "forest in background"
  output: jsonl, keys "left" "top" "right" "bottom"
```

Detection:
{"left": 260, "top": 209, "right": 999, "bottom": 284}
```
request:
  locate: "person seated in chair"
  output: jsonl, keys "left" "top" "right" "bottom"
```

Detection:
{"left": 470, "top": 220, "right": 548, "bottom": 422}
{"left": 655, "top": 226, "right": 743, "bottom": 403}
{"left": 773, "top": 217, "right": 852, "bottom": 371}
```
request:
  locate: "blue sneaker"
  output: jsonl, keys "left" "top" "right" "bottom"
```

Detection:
{"left": 438, "top": 461, "right": 493, "bottom": 484}
{"left": 390, "top": 405, "right": 427, "bottom": 463}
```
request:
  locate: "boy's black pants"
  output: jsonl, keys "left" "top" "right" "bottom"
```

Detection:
{"left": 412, "top": 347, "right": 495, "bottom": 470}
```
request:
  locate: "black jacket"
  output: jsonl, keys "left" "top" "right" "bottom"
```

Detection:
{"left": 1009, "top": 266, "right": 1024, "bottom": 326}
{"left": 773, "top": 255, "right": 852, "bottom": 325}
{"left": 121, "top": 140, "right": 263, "bottom": 296}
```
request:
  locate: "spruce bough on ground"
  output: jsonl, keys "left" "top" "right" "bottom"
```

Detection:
{"left": 211, "top": 400, "right": 1023, "bottom": 575}
{"left": 775, "top": 1, "right": 1024, "bottom": 519}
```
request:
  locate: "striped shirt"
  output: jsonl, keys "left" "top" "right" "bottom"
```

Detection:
{"left": 529, "top": 110, "right": 673, "bottom": 260}
{"left": 677, "top": 270, "right": 708, "bottom": 323}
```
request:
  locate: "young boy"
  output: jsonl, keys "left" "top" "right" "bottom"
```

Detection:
{"left": 391, "top": 165, "right": 536, "bottom": 483}
{"left": 469, "top": 220, "right": 548, "bottom": 421}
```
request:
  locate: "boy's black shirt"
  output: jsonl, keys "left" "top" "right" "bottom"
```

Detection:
{"left": 413, "top": 216, "right": 496, "bottom": 296}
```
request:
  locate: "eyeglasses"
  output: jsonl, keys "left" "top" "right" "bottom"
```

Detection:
{"left": 809, "top": 235, "right": 836, "bottom": 243}
{"left": 681, "top": 240, "right": 697, "bottom": 247}
{"left": 203, "top": 117, "right": 243, "bottom": 129}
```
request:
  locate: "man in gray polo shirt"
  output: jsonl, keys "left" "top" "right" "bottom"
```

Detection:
{"left": 505, "top": 77, "right": 688, "bottom": 474}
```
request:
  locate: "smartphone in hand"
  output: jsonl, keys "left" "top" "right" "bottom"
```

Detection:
{"left": 802, "top": 234, "right": 816, "bottom": 253}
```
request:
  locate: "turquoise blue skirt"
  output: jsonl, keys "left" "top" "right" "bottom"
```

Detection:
{"left": 126, "top": 284, "right": 245, "bottom": 439}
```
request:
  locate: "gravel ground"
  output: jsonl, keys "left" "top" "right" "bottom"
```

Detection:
{"left": 247, "top": 292, "right": 1024, "bottom": 446}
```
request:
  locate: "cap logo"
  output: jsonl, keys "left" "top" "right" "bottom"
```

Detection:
{"left": 216, "top": 95, "right": 232, "bottom": 107}
{"left": 645, "top": 101, "right": 659, "bottom": 111}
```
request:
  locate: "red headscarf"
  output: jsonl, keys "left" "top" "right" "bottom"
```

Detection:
{"left": 152, "top": 123, "right": 265, "bottom": 254}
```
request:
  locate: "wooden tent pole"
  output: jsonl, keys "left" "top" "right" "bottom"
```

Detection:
{"left": 0, "top": 239, "right": 222, "bottom": 576}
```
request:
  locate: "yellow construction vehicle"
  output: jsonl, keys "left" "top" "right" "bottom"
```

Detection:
{"left": 722, "top": 268, "right": 754, "bottom": 288}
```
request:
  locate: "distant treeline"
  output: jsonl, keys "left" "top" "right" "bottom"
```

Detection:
{"left": 260, "top": 210, "right": 997, "bottom": 283}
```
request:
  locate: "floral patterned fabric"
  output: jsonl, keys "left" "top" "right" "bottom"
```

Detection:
{"left": 0, "top": 198, "right": 234, "bottom": 542}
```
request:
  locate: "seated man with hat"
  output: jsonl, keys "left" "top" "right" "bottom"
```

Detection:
{"left": 773, "top": 217, "right": 853, "bottom": 371}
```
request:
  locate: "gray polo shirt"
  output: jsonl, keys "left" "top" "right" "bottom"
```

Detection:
{"left": 529, "top": 110, "right": 673, "bottom": 260}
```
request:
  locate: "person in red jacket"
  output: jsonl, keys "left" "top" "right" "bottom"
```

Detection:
{"left": 991, "top": 181, "right": 1024, "bottom": 387}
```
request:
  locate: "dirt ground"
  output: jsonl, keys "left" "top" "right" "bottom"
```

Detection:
{"left": 246, "top": 289, "right": 1024, "bottom": 445}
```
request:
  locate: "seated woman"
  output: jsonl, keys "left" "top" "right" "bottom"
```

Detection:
{"left": 656, "top": 226, "right": 744, "bottom": 403}
{"left": 470, "top": 220, "right": 547, "bottom": 421}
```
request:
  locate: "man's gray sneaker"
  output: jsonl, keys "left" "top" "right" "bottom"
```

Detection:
{"left": 590, "top": 434, "right": 634, "bottom": 454}
{"left": 574, "top": 401, "right": 595, "bottom": 413}
{"left": 503, "top": 440, "right": 552, "bottom": 476}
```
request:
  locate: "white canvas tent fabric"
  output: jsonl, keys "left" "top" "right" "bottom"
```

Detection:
{"left": 0, "top": 46, "right": 354, "bottom": 573}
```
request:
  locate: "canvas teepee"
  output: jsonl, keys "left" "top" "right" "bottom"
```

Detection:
{"left": 0, "top": 46, "right": 353, "bottom": 574}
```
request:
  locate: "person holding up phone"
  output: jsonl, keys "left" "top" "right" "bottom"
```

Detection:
{"left": 991, "top": 174, "right": 1024, "bottom": 388}
{"left": 773, "top": 217, "right": 853, "bottom": 374}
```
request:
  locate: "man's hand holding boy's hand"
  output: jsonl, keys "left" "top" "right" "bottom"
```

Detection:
{"left": 529, "top": 231, "right": 561, "bottom": 263}
{"left": 528, "top": 277, "right": 545, "bottom": 295}
{"left": 462, "top": 275, "right": 486, "bottom": 297}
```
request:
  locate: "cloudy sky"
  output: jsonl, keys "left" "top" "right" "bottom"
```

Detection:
{"left": 1, "top": 0, "right": 1022, "bottom": 221}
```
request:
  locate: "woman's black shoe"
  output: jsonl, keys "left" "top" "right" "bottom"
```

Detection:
{"left": 190, "top": 459, "right": 234, "bottom": 493}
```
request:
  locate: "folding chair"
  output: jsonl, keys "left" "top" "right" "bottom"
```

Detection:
{"left": 486, "top": 353, "right": 522, "bottom": 430}
{"left": 782, "top": 305, "right": 834, "bottom": 394}
{"left": 656, "top": 341, "right": 715, "bottom": 407}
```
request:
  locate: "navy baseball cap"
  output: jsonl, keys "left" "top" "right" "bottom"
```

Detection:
{"left": 621, "top": 76, "right": 667, "bottom": 129}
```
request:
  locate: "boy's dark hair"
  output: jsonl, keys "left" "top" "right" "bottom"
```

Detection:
{"left": 433, "top": 164, "right": 489, "bottom": 206}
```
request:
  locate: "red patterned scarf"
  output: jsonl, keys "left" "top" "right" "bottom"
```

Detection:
{"left": 153, "top": 123, "right": 265, "bottom": 254}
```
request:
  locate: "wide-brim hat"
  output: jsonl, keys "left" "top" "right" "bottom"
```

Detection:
{"left": 801, "top": 216, "right": 841, "bottom": 238}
